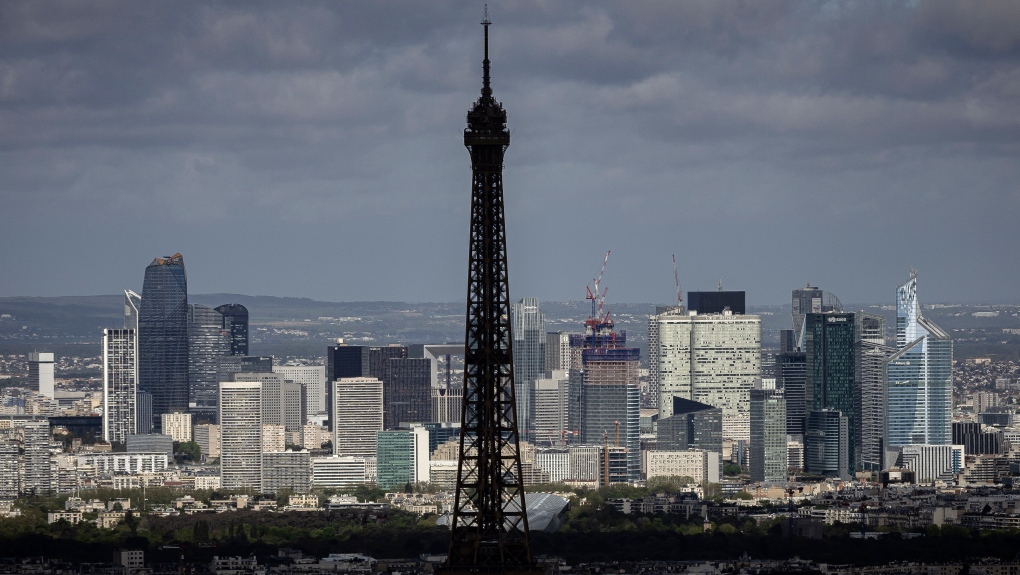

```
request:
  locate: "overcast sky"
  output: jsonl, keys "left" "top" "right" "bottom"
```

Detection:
{"left": 1, "top": 1, "right": 1018, "bottom": 306}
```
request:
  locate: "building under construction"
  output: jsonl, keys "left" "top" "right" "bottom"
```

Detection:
{"left": 567, "top": 253, "right": 642, "bottom": 482}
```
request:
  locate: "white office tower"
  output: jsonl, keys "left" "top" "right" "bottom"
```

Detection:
{"left": 750, "top": 389, "right": 787, "bottom": 484}
{"left": 273, "top": 365, "right": 326, "bottom": 422}
{"left": 22, "top": 419, "right": 53, "bottom": 494}
{"left": 103, "top": 328, "right": 137, "bottom": 443}
{"left": 545, "top": 332, "right": 572, "bottom": 373}
{"left": 532, "top": 370, "right": 570, "bottom": 442}
{"left": 333, "top": 377, "right": 383, "bottom": 458}
{"left": 511, "top": 297, "right": 546, "bottom": 437}
{"left": 282, "top": 382, "right": 303, "bottom": 432}
{"left": 653, "top": 308, "right": 761, "bottom": 442}
{"left": 29, "top": 352, "right": 55, "bottom": 399}
{"left": 219, "top": 382, "right": 263, "bottom": 491}
{"left": 233, "top": 372, "right": 285, "bottom": 428}
{"left": 160, "top": 412, "right": 192, "bottom": 443}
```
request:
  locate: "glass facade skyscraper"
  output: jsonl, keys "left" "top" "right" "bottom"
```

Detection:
{"left": 887, "top": 271, "right": 952, "bottom": 447}
{"left": 804, "top": 312, "right": 856, "bottom": 475}
{"left": 138, "top": 253, "right": 189, "bottom": 432}
{"left": 511, "top": 297, "right": 546, "bottom": 437}
{"left": 188, "top": 304, "right": 230, "bottom": 422}
{"left": 214, "top": 304, "right": 249, "bottom": 356}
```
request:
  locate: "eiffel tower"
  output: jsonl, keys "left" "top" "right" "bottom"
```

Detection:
{"left": 445, "top": 11, "right": 539, "bottom": 575}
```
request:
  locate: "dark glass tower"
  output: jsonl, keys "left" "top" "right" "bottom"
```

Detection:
{"left": 215, "top": 304, "right": 249, "bottom": 356}
{"left": 448, "top": 14, "right": 533, "bottom": 571}
{"left": 188, "top": 304, "right": 230, "bottom": 422}
{"left": 804, "top": 312, "right": 856, "bottom": 474}
{"left": 385, "top": 357, "right": 432, "bottom": 429}
{"left": 138, "top": 253, "right": 189, "bottom": 432}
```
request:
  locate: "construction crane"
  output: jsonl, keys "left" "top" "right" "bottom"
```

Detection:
{"left": 672, "top": 254, "right": 683, "bottom": 308}
{"left": 585, "top": 250, "right": 610, "bottom": 325}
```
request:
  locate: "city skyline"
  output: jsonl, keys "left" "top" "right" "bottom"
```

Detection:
{"left": 1, "top": 2, "right": 1018, "bottom": 305}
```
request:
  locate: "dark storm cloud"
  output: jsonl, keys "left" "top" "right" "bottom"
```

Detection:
{"left": 1, "top": 1, "right": 1018, "bottom": 305}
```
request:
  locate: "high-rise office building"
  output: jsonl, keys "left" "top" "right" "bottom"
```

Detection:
{"left": 29, "top": 352, "right": 55, "bottom": 399}
{"left": 857, "top": 340, "right": 895, "bottom": 471}
{"left": 214, "top": 304, "right": 249, "bottom": 356}
{"left": 375, "top": 427, "right": 429, "bottom": 490}
{"left": 139, "top": 253, "right": 189, "bottom": 432}
{"left": 887, "top": 271, "right": 953, "bottom": 448}
{"left": 384, "top": 358, "right": 431, "bottom": 429}
{"left": 575, "top": 347, "right": 641, "bottom": 480}
{"left": 369, "top": 345, "right": 408, "bottom": 381}
{"left": 273, "top": 365, "right": 327, "bottom": 423}
{"left": 103, "top": 328, "right": 136, "bottom": 443}
{"left": 792, "top": 285, "right": 843, "bottom": 350}
{"left": 546, "top": 332, "right": 572, "bottom": 374}
{"left": 325, "top": 343, "right": 369, "bottom": 430}
{"left": 805, "top": 409, "right": 849, "bottom": 480}
{"left": 233, "top": 372, "right": 301, "bottom": 431}
{"left": 0, "top": 441, "right": 18, "bottom": 499}
{"left": 804, "top": 312, "right": 856, "bottom": 475}
{"left": 219, "top": 381, "right": 262, "bottom": 491}
{"left": 333, "top": 377, "right": 383, "bottom": 458}
{"left": 22, "top": 419, "right": 53, "bottom": 494}
{"left": 750, "top": 389, "right": 787, "bottom": 484}
{"left": 188, "top": 304, "right": 230, "bottom": 422}
{"left": 431, "top": 384, "right": 463, "bottom": 425}
{"left": 653, "top": 308, "right": 761, "bottom": 441}
{"left": 511, "top": 297, "right": 546, "bottom": 437}
{"left": 194, "top": 423, "right": 220, "bottom": 460}
{"left": 532, "top": 370, "right": 570, "bottom": 442}
{"left": 124, "top": 290, "right": 141, "bottom": 330}
{"left": 135, "top": 390, "right": 153, "bottom": 434}
{"left": 779, "top": 329, "right": 797, "bottom": 354}
{"left": 217, "top": 356, "right": 273, "bottom": 386}
{"left": 778, "top": 351, "right": 807, "bottom": 436}
{"left": 686, "top": 291, "right": 746, "bottom": 315}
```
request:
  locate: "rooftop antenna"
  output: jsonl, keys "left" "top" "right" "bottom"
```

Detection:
{"left": 481, "top": 5, "right": 491, "bottom": 98}
{"left": 672, "top": 254, "right": 683, "bottom": 307}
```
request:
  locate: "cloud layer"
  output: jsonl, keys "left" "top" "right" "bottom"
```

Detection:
{"left": 1, "top": 1, "right": 1018, "bottom": 305}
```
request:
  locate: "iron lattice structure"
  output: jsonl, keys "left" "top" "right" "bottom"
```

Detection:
{"left": 447, "top": 15, "right": 534, "bottom": 572}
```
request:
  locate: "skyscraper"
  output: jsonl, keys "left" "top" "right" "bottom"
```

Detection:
{"left": 656, "top": 397, "right": 723, "bottom": 455}
{"left": 139, "top": 253, "right": 189, "bottom": 432}
{"left": 545, "top": 332, "right": 572, "bottom": 374}
{"left": 511, "top": 297, "right": 546, "bottom": 438}
{"left": 325, "top": 343, "right": 369, "bottom": 430}
{"left": 22, "top": 419, "right": 53, "bottom": 495}
{"left": 792, "top": 285, "right": 843, "bottom": 350}
{"left": 576, "top": 346, "right": 642, "bottom": 480}
{"left": 653, "top": 308, "right": 761, "bottom": 441}
{"left": 857, "top": 339, "right": 895, "bottom": 471}
{"left": 214, "top": 304, "right": 249, "bottom": 356}
{"left": 778, "top": 351, "right": 807, "bottom": 436}
{"left": 750, "top": 389, "right": 787, "bottom": 484}
{"left": 805, "top": 409, "right": 849, "bottom": 480}
{"left": 188, "top": 304, "right": 230, "bottom": 422}
{"left": 384, "top": 358, "right": 431, "bottom": 429}
{"left": 333, "top": 377, "right": 383, "bottom": 458}
{"left": 804, "top": 312, "right": 856, "bottom": 474}
{"left": 686, "top": 291, "right": 746, "bottom": 315}
{"left": 273, "top": 365, "right": 327, "bottom": 424}
{"left": 219, "top": 381, "right": 262, "bottom": 491}
{"left": 28, "top": 352, "right": 54, "bottom": 399}
{"left": 887, "top": 271, "right": 953, "bottom": 448}
{"left": 376, "top": 427, "right": 430, "bottom": 490}
{"left": 103, "top": 328, "right": 136, "bottom": 443}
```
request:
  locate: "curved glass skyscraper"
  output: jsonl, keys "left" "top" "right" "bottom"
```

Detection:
{"left": 887, "top": 270, "right": 952, "bottom": 447}
{"left": 139, "top": 253, "right": 189, "bottom": 432}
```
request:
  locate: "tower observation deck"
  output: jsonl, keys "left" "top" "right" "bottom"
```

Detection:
{"left": 445, "top": 12, "right": 538, "bottom": 575}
